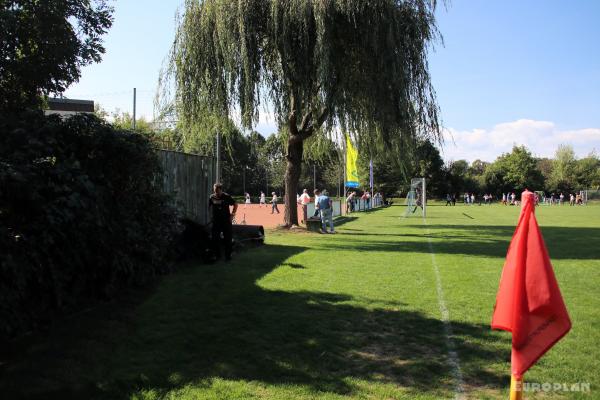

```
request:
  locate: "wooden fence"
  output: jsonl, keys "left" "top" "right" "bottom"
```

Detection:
{"left": 158, "top": 150, "right": 215, "bottom": 225}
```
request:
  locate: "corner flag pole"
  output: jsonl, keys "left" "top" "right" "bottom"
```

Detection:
{"left": 510, "top": 375, "right": 523, "bottom": 400}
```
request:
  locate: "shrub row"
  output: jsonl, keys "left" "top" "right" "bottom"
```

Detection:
{"left": 0, "top": 113, "right": 179, "bottom": 338}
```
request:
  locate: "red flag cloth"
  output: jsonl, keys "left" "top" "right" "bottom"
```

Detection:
{"left": 492, "top": 190, "right": 571, "bottom": 379}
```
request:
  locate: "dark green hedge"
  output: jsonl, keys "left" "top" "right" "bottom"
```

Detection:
{"left": 0, "top": 113, "right": 179, "bottom": 338}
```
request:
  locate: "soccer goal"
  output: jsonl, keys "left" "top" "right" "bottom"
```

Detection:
{"left": 404, "top": 178, "right": 426, "bottom": 217}
{"left": 580, "top": 189, "right": 600, "bottom": 205}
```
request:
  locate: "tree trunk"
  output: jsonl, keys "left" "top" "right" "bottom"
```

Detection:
{"left": 283, "top": 94, "right": 328, "bottom": 227}
{"left": 284, "top": 134, "right": 304, "bottom": 226}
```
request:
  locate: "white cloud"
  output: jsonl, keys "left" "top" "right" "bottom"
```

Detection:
{"left": 441, "top": 119, "right": 600, "bottom": 163}
{"left": 228, "top": 107, "right": 278, "bottom": 136}
{"left": 254, "top": 111, "right": 278, "bottom": 136}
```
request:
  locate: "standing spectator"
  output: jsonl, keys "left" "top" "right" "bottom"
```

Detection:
{"left": 373, "top": 192, "right": 380, "bottom": 207}
{"left": 559, "top": 192, "right": 564, "bottom": 205}
{"left": 569, "top": 193, "right": 575, "bottom": 206}
{"left": 361, "top": 191, "right": 368, "bottom": 210}
{"left": 346, "top": 191, "right": 355, "bottom": 213}
{"left": 271, "top": 192, "right": 280, "bottom": 214}
{"left": 313, "top": 189, "right": 321, "bottom": 217}
{"left": 366, "top": 191, "right": 371, "bottom": 209}
{"left": 259, "top": 191, "right": 266, "bottom": 207}
{"left": 502, "top": 193, "right": 507, "bottom": 205}
{"left": 299, "top": 188, "right": 311, "bottom": 223}
{"left": 471, "top": 193, "right": 475, "bottom": 205}
{"left": 208, "top": 183, "right": 237, "bottom": 261}
{"left": 244, "top": 192, "right": 251, "bottom": 208}
{"left": 511, "top": 192, "right": 516, "bottom": 205}
{"left": 360, "top": 190, "right": 370, "bottom": 210}
{"left": 446, "top": 193, "right": 452, "bottom": 206}
{"left": 452, "top": 193, "right": 456, "bottom": 206}
{"left": 317, "top": 189, "right": 335, "bottom": 233}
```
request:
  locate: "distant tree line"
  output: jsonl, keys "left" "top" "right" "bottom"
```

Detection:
{"left": 128, "top": 106, "right": 599, "bottom": 200}
{"left": 444, "top": 145, "right": 600, "bottom": 198}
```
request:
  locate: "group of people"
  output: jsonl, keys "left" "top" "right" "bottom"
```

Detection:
{"left": 346, "top": 190, "right": 382, "bottom": 212}
{"left": 239, "top": 187, "right": 337, "bottom": 234}
{"left": 501, "top": 193, "right": 517, "bottom": 205}
{"left": 296, "top": 188, "right": 336, "bottom": 233}
{"left": 540, "top": 192, "right": 584, "bottom": 206}
{"left": 445, "top": 193, "right": 496, "bottom": 206}
{"left": 244, "top": 191, "right": 281, "bottom": 214}
{"left": 442, "top": 191, "right": 587, "bottom": 207}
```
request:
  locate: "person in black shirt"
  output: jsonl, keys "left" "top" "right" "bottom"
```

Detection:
{"left": 208, "top": 183, "right": 238, "bottom": 261}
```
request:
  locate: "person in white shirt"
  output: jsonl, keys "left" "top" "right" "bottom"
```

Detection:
{"left": 346, "top": 192, "right": 355, "bottom": 213}
{"left": 313, "top": 189, "right": 321, "bottom": 217}
{"left": 259, "top": 191, "right": 266, "bottom": 207}
{"left": 299, "top": 188, "right": 311, "bottom": 223}
{"left": 271, "top": 192, "right": 280, "bottom": 214}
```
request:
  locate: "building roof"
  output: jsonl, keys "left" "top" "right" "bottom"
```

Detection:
{"left": 47, "top": 98, "right": 94, "bottom": 113}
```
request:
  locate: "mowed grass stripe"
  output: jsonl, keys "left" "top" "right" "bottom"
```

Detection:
{"left": 424, "top": 221, "right": 466, "bottom": 400}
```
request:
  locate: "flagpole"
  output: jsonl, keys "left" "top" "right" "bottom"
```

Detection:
{"left": 370, "top": 158, "right": 373, "bottom": 200}
{"left": 510, "top": 375, "right": 523, "bottom": 400}
{"left": 343, "top": 135, "right": 347, "bottom": 215}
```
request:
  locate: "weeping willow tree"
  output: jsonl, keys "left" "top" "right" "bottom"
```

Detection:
{"left": 159, "top": 0, "right": 442, "bottom": 226}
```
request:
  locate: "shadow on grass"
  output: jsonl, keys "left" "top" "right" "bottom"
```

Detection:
{"left": 0, "top": 243, "right": 506, "bottom": 399}
{"left": 331, "top": 215, "right": 358, "bottom": 227}
{"left": 332, "top": 224, "right": 600, "bottom": 260}
{"left": 420, "top": 224, "right": 600, "bottom": 260}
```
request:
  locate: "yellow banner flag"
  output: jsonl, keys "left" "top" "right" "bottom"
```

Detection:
{"left": 346, "top": 135, "right": 359, "bottom": 188}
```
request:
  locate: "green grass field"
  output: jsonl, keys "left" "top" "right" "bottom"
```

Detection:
{"left": 1, "top": 203, "right": 598, "bottom": 399}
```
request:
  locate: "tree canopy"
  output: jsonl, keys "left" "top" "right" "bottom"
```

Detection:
{"left": 483, "top": 146, "right": 544, "bottom": 193}
{"left": 0, "top": 0, "right": 113, "bottom": 113}
{"left": 160, "top": 0, "right": 442, "bottom": 225}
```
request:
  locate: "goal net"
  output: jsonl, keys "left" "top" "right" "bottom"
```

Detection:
{"left": 581, "top": 189, "right": 600, "bottom": 204}
{"left": 404, "top": 178, "right": 426, "bottom": 217}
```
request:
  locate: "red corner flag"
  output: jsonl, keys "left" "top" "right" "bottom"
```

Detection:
{"left": 492, "top": 190, "right": 571, "bottom": 379}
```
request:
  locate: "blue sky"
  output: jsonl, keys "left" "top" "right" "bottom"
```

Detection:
{"left": 65, "top": 0, "right": 600, "bottom": 162}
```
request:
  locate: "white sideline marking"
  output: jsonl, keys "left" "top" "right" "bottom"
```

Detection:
{"left": 425, "top": 224, "right": 466, "bottom": 400}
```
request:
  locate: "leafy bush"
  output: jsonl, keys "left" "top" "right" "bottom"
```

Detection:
{"left": 0, "top": 112, "right": 179, "bottom": 338}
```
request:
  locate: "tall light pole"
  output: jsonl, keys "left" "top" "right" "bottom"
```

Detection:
{"left": 313, "top": 164, "right": 316, "bottom": 190}
{"left": 132, "top": 87, "right": 136, "bottom": 130}
{"left": 243, "top": 165, "right": 246, "bottom": 194}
